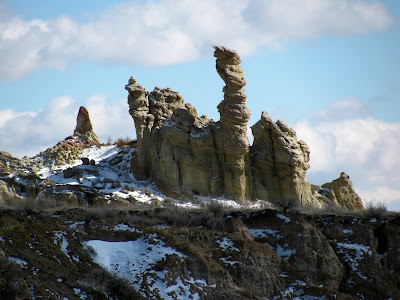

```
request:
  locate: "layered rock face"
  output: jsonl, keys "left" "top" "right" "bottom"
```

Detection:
{"left": 73, "top": 106, "right": 100, "bottom": 144}
{"left": 126, "top": 76, "right": 220, "bottom": 198}
{"left": 251, "top": 112, "right": 312, "bottom": 205}
{"left": 126, "top": 45, "right": 361, "bottom": 207}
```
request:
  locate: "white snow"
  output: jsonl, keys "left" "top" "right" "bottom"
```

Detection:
{"left": 336, "top": 242, "right": 372, "bottom": 281}
{"left": 276, "top": 213, "right": 291, "bottom": 223}
{"left": 342, "top": 228, "right": 353, "bottom": 235}
{"left": 112, "top": 223, "right": 142, "bottom": 233}
{"left": 54, "top": 231, "right": 79, "bottom": 263}
{"left": 248, "top": 228, "right": 295, "bottom": 260}
{"left": 216, "top": 237, "right": 239, "bottom": 252}
{"left": 83, "top": 234, "right": 215, "bottom": 299}
{"left": 53, "top": 231, "right": 69, "bottom": 257}
{"left": 249, "top": 228, "right": 281, "bottom": 240}
{"left": 9, "top": 257, "right": 28, "bottom": 268}
{"left": 216, "top": 237, "right": 240, "bottom": 267}
{"left": 276, "top": 243, "right": 296, "bottom": 260}
{"left": 73, "top": 288, "right": 87, "bottom": 299}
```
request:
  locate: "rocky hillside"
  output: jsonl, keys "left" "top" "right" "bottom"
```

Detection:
{"left": 0, "top": 204, "right": 399, "bottom": 299}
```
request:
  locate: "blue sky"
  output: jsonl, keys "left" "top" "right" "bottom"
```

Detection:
{"left": 0, "top": 0, "right": 399, "bottom": 209}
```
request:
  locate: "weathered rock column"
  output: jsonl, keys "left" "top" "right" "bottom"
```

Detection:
{"left": 125, "top": 76, "right": 151, "bottom": 180}
{"left": 73, "top": 106, "right": 100, "bottom": 144}
{"left": 213, "top": 45, "right": 252, "bottom": 201}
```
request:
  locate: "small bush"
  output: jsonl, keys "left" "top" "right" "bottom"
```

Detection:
{"left": 206, "top": 200, "right": 225, "bottom": 217}
{"left": 275, "top": 198, "right": 300, "bottom": 213}
{"left": 80, "top": 268, "right": 144, "bottom": 300}
{"left": 106, "top": 136, "right": 113, "bottom": 145}
{"left": 158, "top": 206, "right": 224, "bottom": 230}
{"left": 115, "top": 137, "right": 133, "bottom": 147}
{"left": 363, "top": 201, "right": 387, "bottom": 218}
{"left": 162, "top": 197, "right": 175, "bottom": 207}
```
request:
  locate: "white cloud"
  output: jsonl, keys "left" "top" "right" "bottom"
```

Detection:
{"left": 294, "top": 99, "right": 400, "bottom": 211}
{"left": 0, "top": 96, "right": 134, "bottom": 158}
{"left": 313, "top": 97, "right": 370, "bottom": 122}
{"left": 0, "top": 0, "right": 394, "bottom": 80}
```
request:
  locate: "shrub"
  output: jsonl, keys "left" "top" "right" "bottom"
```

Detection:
{"left": 115, "top": 137, "right": 133, "bottom": 147}
{"left": 206, "top": 200, "right": 225, "bottom": 217}
{"left": 158, "top": 206, "right": 224, "bottom": 230}
{"left": 275, "top": 198, "right": 300, "bottom": 213}
{"left": 363, "top": 201, "right": 387, "bottom": 218}
{"left": 80, "top": 268, "right": 145, "bottom": 300}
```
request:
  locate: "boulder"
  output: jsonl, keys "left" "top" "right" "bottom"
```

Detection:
{"left": 63, "top": 167, "right": 81, "bottom": 179}
{"left": 81, "top": 157, "right": 90, "bottom": 165}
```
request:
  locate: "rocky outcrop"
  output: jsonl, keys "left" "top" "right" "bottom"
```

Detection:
{"left": 126, "top": 45, "right": 361, "bottom": 208}
{"left": 73, "top": 106, "right": 100, "bottom": 144}
{"left": 321, "top": 172, "right": 363, "bottom": 210}
{"left": 251, "top": 112, "right": 312, "bottom": 205}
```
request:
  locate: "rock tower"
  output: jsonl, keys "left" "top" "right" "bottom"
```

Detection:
{"left": 126, "top": 46, "right": 362, "bottom": 209}
{"left": 73, "top": 106, "right": 100, "bottom": 144}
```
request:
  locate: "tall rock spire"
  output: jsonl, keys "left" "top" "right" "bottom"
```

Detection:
{"left": 213, "top": 45, "right": 252, "bottom": 201}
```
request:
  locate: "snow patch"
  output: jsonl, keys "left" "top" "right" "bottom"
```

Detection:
{"left": 9, "top": 257, "right": 28, "bottom": 268}
{"left": 336, "top": 242, "right": 372, "bottom": 281}
{"left": 276, "top": 213, "right": 291, "bottom": 223}
{"left": 84, "top": 234, "right": 215, "bottom": 299}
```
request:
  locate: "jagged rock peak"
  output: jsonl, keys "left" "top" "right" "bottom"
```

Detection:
{"left": 322, "top": 172, "right": 363, "bottom": 210}
{"left": 73, "top": 106, "right": 100, "bottom": 144}
{"left": 251, "top": 111, "right": 312, "bottom": 205}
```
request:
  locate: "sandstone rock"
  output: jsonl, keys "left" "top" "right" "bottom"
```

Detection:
{"left": 213, "top": 45, "right": 252, "bottom": 201}
{"left": 0, "top": 180, "right": 24, "bottom": 204}
{"left": 251, "top": 112, "right": 312, "bottom": 205}
{"left": 126, "top": 45, "right": 361, "bottom": 208}
{"left": 81, "top": 157, "right": 90, "bottom": 165}
{"left": 322, "top": 172, "right": 363, "bottom": 210}
{"left": 73, "top": 106, "right": 100, "bottom": 144}
{"left": 90, "top": 159, "right": 96, "bottom": 166}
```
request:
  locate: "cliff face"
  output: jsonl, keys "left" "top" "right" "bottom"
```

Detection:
{"left": 126, "top": 45, "right": 362, "bottom": 209}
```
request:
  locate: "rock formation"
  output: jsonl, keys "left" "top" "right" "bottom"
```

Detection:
{"left": 321, "top": 172, "right": 363, "bottom": 210}
{"left": 126, "top": 45, "right": 362, "bottom": 208}
{"left": 251, "top": 112, "right": 312, "bottom": 205}
{"left": 73, "top": 106, "right": 100, "bottom": 144}
{"left": 213, "top": 45, "right": 252, "bottom": 201}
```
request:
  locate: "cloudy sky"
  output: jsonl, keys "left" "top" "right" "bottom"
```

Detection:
{"left": 1, "top": 0, "right": 399, "bottom": 210}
